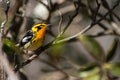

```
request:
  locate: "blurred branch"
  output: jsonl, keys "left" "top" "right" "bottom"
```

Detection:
{"left": 92, "top": 0, "right": 101, "bottom": 23}
{"left": 89, "top": 17, "right": 120, "bottom": 38}
{"left": 0, "top": 52, "right": 19, "bottom": 80}
{"left": 101, "top": 0, "right": 120, "bottom": 21}
{"left": 0, "top": 36, "right": 6, "bottom": 80}
{"left": 110, "top": 21, "right": 120, "bottom": 35}
{"left": 97, "top": 23, "right": 108, "bottom": 30}
{"left": 93, "top": 0, "right": 120, "bottom": 25}
{"left": 88, "top": 30, "right": 114, "bottom": 37}
{"left": 86, "top": 21, "right": 120, "bottom": 37}
{"left": 0, "top": 0, "right": 10, "bottom": 37}
{"left": 84, "top": 0, "right": 120, "bottom": 38}
{"left": 36, "top": 0, "right": 50, "bottom": 11}
{"left": 15, "top": 13, "right": 45, "bottom": 21}
{"left": 0, "top": 1, "right": 19, "bottom": 80}
{"left": 88, "top": 0, "right": 120, "bottom": 31}
{"left": 40, "top": 59, "right": 69, "bottom": 79}
{"left": 0, "top": 14, "right": 8, "bottom": 37}
{"left": 0, "top": 0, "right": 10, "bottom": 79}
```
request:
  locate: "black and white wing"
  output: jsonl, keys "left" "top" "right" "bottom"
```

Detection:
{"left": 19, "top": 30, "right": 34, "bottom": 47}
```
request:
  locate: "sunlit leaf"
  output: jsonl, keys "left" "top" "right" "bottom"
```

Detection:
{"left": 79, "top": 63, "right": 108, "bottom": 80}
{"left": 79, "top": 63, "right": 98, "bottom": 71}
{"left": 50, "top": 43, "right": 64, "bottom": 57}
{"left": 79, "top": 35, "right": 105, "bottom": 62}
{"left": 106, "top": 38, "right": 119, "bottom": 62}
{"left": 2, "top": 38, "right": 21, "bottom": 63}
{"left": 79, "top": 67, "right": 100, "bottom": 80}
{"left": 108, "top": 63, "right": 120, "bottom": 76}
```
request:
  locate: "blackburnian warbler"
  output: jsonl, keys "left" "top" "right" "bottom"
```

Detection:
{"left": 18, "top": 23, "right": 48, "bottom": 51}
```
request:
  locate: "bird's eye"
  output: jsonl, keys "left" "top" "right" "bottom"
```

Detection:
{"left": 37, "top": 26, "right": 41, "bottom": 30}
{"left": 35, "top": 26, "right": 42, "bottom": 32}
{"left": 35, "top": 26, "right": 41, "bottom": 29}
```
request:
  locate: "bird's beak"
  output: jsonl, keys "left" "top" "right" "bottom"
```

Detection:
{"left": 46, "top": 24, "right": 52, "bottom": 30}
{"left": 46, "top": 24, "right": 52, "bottom": 27}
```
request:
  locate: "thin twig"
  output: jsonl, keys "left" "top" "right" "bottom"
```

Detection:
{"left": 61, "top": 1, "right": 80, "bottom": 35}
{"left": 88, "top": 30, "right": 114, "bottom": 37}
{"left": 98, "top": 22, "right": 108, "bottom": 30}
{"left": 93, "top": 0, "right": 120, "bottom": 25}
{"left": 92, "top": 0, "right": 101, "bottom": 22}
{"left": 57, "top": 9, "right": 63, "bottom": 34}
{"left": 53, "top": 24, "right": 91, "bottom": 44}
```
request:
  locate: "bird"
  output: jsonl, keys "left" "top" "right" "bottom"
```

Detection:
{"left": 18, "top": 23, "right": 48, "bottom": 51}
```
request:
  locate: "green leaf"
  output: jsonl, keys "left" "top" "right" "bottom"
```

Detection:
{"left": 48, "top": 41, "right": 65, "bottom": 61}
{"left": 106, "top": 38, "right": 119, "bottom": 62}
{"left": 49, "top": 35, "right": 65, "bottom": 60}
{"left": 108, "top": 63, "right": 120, "bottom": 76}
{"left": 51, "top": 43, "right": 64, "bottom": 55}
{"left": 79, "top": 64, "right": 107, "bottom": 80}
{"left": 79, "top": 67, "right": 100, "bottom": 80}
{"left": 79, "top": 35, "right": 105, "bottom": 62}
{"left": 79, "top": 64, "right": 97, "bottom": 72}
{"left": 2, "top": 38, "right": 22, "bottom": 54}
